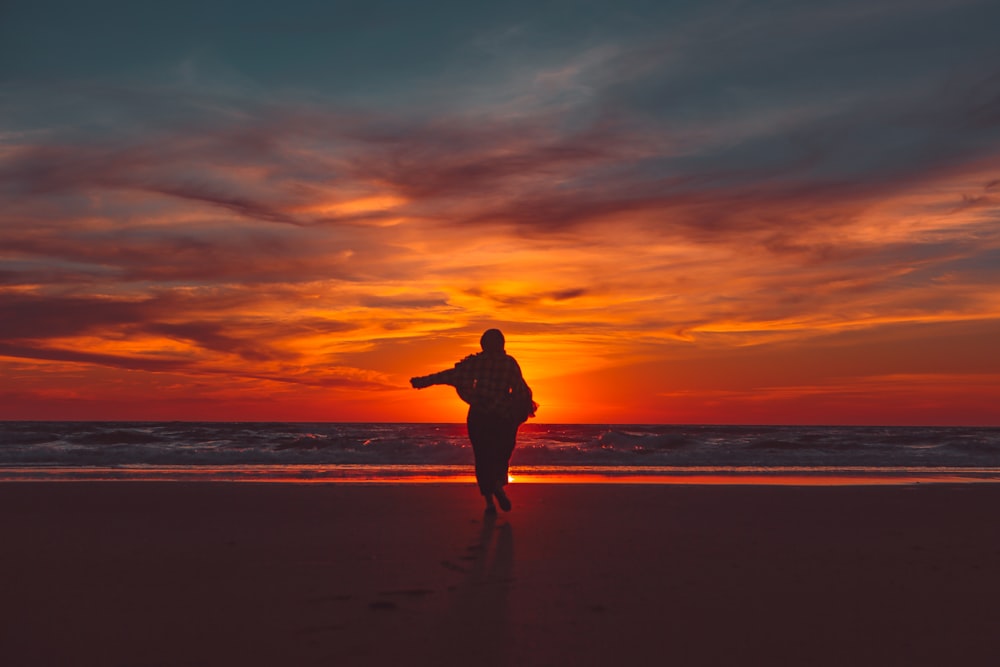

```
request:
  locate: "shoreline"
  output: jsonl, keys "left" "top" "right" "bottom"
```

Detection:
{"left": 2, "top": 463, "right": 1000, "bottom": 485}
{"left": 3, "top": 482, "right": 1000, "bottom": 665}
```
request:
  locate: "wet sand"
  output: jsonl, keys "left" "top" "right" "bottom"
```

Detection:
{"left": 2, "top": 482, "right": 999, "bottom": 666}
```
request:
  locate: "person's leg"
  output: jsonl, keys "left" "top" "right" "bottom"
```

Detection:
{"left": 496, "top": 422, "right": 518, "bottom": 488}
{"left": 491, "top": 420, "right": 518, "bottom": 511}
{"left": 467, "top": 409, "right": 498, "bottom": 509}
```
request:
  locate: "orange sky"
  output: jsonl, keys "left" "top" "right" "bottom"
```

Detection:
{"left": 2, "top": 171, "right": 998, "bottom": 424}
{"left": 2, "top": 1, "right": 1000, "bottom": 424}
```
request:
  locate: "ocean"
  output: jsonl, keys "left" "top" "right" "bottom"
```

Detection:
{"left": 2, "top": 421, "right": 999, "bottom": 484}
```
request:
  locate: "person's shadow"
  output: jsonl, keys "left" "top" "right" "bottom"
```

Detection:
{"left": 435, "top": 512, "right": 515, "bottom": 666}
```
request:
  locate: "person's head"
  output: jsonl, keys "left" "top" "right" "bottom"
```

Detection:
{"left": 480, "top": 328, "right": 505, "bottom": 354}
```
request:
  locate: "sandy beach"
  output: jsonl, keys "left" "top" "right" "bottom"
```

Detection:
{"left": 2, "top": 482, "right": 1000, "bottom": 666}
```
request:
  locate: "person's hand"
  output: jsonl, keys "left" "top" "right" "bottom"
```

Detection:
{"left": 410, "top": 376, "right": 431, "bottom": 389}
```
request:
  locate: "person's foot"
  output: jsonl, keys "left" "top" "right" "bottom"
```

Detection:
{"left": 493, "top": 486, "right": 512, "bottom": 512}
{"left": 484, "top": 496, "right": 497, "bottom": 514}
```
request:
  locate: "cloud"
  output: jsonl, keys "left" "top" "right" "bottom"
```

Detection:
{"left": 0, "top": 341, "right": 189, "bottom": 373}
{"left": 0, "top": 291, "right": 313, "bottom": 363}
{"left": 0, "top": 293, "right": 155, "bottom": 340}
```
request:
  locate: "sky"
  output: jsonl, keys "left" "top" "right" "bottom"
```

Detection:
{"left": 1, "top": 0, "right": 999, "bottom": 424}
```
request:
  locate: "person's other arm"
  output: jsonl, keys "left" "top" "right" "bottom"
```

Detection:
{"left": 508, "top": 357, "right": 538, "bottom": 419}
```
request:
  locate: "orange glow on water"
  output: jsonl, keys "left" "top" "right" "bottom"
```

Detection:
{"left": 4, "top": 466, "right": 999, "bottom": 486}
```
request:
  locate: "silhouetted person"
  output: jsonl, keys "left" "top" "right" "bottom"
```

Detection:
{"left": 410, "top": 329, "right": 536, "bottom": 513}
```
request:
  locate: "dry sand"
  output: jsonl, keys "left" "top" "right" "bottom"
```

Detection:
{"left": 2, "top": 482, "right": 999, "bottom": 666}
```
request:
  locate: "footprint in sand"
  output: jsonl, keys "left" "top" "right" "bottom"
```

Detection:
{"left": 378, "top": 588, "right": 434, "bottom": 598}
{"left": 441, "top": 560, "right": 467, "bottom": 573}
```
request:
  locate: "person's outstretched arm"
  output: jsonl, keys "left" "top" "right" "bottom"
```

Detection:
{"left": 410, "top": 367, "right": 457, "bottom": 389}
{"left": 411, "top": 354, "right": 480, "bottom": 390}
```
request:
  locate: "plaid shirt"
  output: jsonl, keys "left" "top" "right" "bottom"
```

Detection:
{"left": 426, "top": 351, "right": 533, "bottom": 419}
